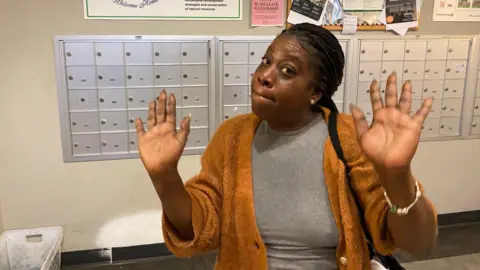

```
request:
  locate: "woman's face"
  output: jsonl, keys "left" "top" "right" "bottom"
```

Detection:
{"left": 250, "top": 34, "right": 320, "bottom": 128}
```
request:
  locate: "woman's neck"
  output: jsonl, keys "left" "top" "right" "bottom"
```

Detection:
{"left": 266, "top": 111, "right": 319, "bottom": 132}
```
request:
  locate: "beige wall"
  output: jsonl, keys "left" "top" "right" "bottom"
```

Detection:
{"left": 0, "top": 202, "right": 3, "bottom": 234}
{"left": 1, "top": 0, "right": 480, "bottom": 252}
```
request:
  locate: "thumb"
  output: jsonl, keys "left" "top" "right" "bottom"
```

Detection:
{"left": 349, "top": 104, "right": 369, "bottom": 139}
{"left": 176, "top": 114, "right": 191, "bottom": 146}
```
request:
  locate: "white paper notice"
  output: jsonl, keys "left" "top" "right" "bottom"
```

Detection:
{"left": 342, "top": 15, "right": 358, "bottom": 34}
{"left": 379, "top": 6, "right": 387, "bottom": 24}
{"left": 344, "top": 0, "right": 383, "bottom": 11}
{"left": 392, "top": 27, "right": 409, "bottom": 36}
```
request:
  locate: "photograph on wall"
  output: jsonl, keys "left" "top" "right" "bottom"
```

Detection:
{"left": 437, "top": 0, "right": 455, "bottom": 8}
{"left": 385, "top": 0, "right": 418, "bottom": 24}
{"left": 322, "top": 0, "right": 343, "bottom": 24}
{"left": 290, "top": 0, "right": 326, "bottom": 21}
{"left": 84, "top": 0, "right": 242, "bottom": 20}
{"left": 457, "top": 0, "right": 472, "bottom": 8}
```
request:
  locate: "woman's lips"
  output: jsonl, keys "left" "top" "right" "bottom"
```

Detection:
{"left": 252, "top": 88, "right": 275, "bottom": 101}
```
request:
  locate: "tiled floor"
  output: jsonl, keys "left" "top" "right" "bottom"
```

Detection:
{"left": 64, "top": 222, "right": 480, "bottom": 269}
{"left": 403, "top": 253, "right": 480, "bottom": 270}
{"left": 396, "top": 221, "right": 480, "bottom": 263}
{"left": 63, "top": 254, "right": 215, "bottom": 270}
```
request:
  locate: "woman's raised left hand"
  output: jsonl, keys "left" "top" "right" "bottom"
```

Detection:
{"left": 350, "top": 72, "right": 432, "bottom": 176}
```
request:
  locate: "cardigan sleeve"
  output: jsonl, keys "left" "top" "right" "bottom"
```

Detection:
{"left": 337, "top": 114, "right": 438, "bottom": 255}
{"left": 161, "top": 122, "right": 227, "bottom": 258}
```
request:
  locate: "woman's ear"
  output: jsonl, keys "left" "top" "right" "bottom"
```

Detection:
{"left": 311, "top": 92, "right": 323, "bottom": 104}
{"left": 307, "top": 81, "right": 324, "bottom": 103}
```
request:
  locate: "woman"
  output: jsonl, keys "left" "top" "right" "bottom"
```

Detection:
{"left": 135, "top": 23, "right": 438, "bottom": 269}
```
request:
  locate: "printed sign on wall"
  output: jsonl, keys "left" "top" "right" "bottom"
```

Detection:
{"left": 84, "top": 0, "right": 242, "bottom": 20}
{"left": 251, "top": 0, "right": 285, "bottom": 26}
{"left": 433, "top": 0, "right": 480, "bottom": 21}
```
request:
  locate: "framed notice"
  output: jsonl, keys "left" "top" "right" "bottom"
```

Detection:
{"left": 433, "top": 0, "right": 480, "bottom": 21}
{"left": 84, "top": 0, "right": 242, "bottom": 20}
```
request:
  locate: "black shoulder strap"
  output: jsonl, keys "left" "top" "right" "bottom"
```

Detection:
{"left": 327, "top": 111, "right": 350, "bottom": 174}
{"left": 327, "top": 110, "right": 405, "bottom": 270}
{"left": 327, "top": 111, "right": 374, "bottom": 258}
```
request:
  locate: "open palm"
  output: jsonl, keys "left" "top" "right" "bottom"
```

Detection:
{"left": 350, "top": 73, "right": 433, "bottom": 173}
{"left": 135, "top": 90, "right": 190, "bottom": 176}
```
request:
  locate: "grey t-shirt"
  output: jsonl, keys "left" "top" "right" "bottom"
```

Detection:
{"left": 252, "top": 114, "right": 339, "bottom": 270}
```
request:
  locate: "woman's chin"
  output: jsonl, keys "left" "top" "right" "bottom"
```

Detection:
{"left": 251, "top": 96, "right": 276, "bottom": 120}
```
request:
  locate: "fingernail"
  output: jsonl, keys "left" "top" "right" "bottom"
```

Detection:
{"left": 188, "top": 113, "right": 192, "bottom": 118}
{"left": 392, "top": 71, "right": 397, "bottom": 75}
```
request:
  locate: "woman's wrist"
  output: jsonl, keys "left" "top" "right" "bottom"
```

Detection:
{"left": 377, "top": 166, "right": 417, "bottom": 207}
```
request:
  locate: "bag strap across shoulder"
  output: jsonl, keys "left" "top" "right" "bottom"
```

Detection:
{"left": 327, "top": 111, "right": 374, "bottom": 255}
{"left": 326, "top": 110, "right": 405, "bottom": 270}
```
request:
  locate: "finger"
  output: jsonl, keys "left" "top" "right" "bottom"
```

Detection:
{"left": 369, "top": 80, "right": 383, "bottom": 113}
{"left": 165, "top": 93, "right": 177, "bottom": 126}
{"left": 176, "top": 114, "right": 191, "bottom": 146}
{"left": 385, "top": 72, "right": 399, "bottom": 108}
{"left": 398, "top": 81, "right": 412, "bottom": 114}
{"left": 413, "top": 98, "right": 433, "bottom": 126}
{"left": 147, "top": 100, "right": 156, "bottom": 130}
{"left": 156, "top": 89, "right": 167, "bottom": 123}
{"left": 135, "top": 118, "right": 145, "bottom": 137}
{"left": 349, "top": 104, "right": 369, "bottom": 139}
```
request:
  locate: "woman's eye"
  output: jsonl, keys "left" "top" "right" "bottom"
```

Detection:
{"left": 261, "top": 58, "right": 268, "bottom": 64}
{"left": 281, "top": 67, "right": 293, "bottom": 74}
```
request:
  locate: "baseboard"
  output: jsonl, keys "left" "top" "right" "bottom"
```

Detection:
{"left": 61, "top": 210, "right": 480, "bottom": 267}
{"left": 61, "top": 248, "right": 112, "bottom": 266}
{"left": 112, "top": 242, "right": 173, "bottom": 261}
{"left": 62, "top": 243, "right": 174, "bottom": 267}
{"left": 438, "top": 209, "right": 480, "bottom": 226}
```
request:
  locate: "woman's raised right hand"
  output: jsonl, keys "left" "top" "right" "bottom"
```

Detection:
{"left": 135, "top": 90, "right": 190, "bottom": 177}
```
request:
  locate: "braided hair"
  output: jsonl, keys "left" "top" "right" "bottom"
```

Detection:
{"left": 278, "top": 23, "right": 345, "bottom": 113}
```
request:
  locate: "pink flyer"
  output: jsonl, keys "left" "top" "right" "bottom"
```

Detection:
{"left": 251, "top": 0, "right": 285, "bottom": 26}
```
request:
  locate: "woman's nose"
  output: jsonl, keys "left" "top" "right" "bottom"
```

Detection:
{"left": 258, "top": 68, "right": 275, "bottom": 88}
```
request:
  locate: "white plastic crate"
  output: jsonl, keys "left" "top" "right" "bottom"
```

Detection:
{"left": 0, "top": 226, "right": 63, "bottom": 270}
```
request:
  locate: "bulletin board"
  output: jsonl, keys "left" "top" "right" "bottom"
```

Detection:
{"left": 285, "top": 0, "right": 419, "bottom": 31}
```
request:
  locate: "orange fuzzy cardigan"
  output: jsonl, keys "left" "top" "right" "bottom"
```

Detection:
{"left": 162, "top": 108, "right": 436, "bottom": 270}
